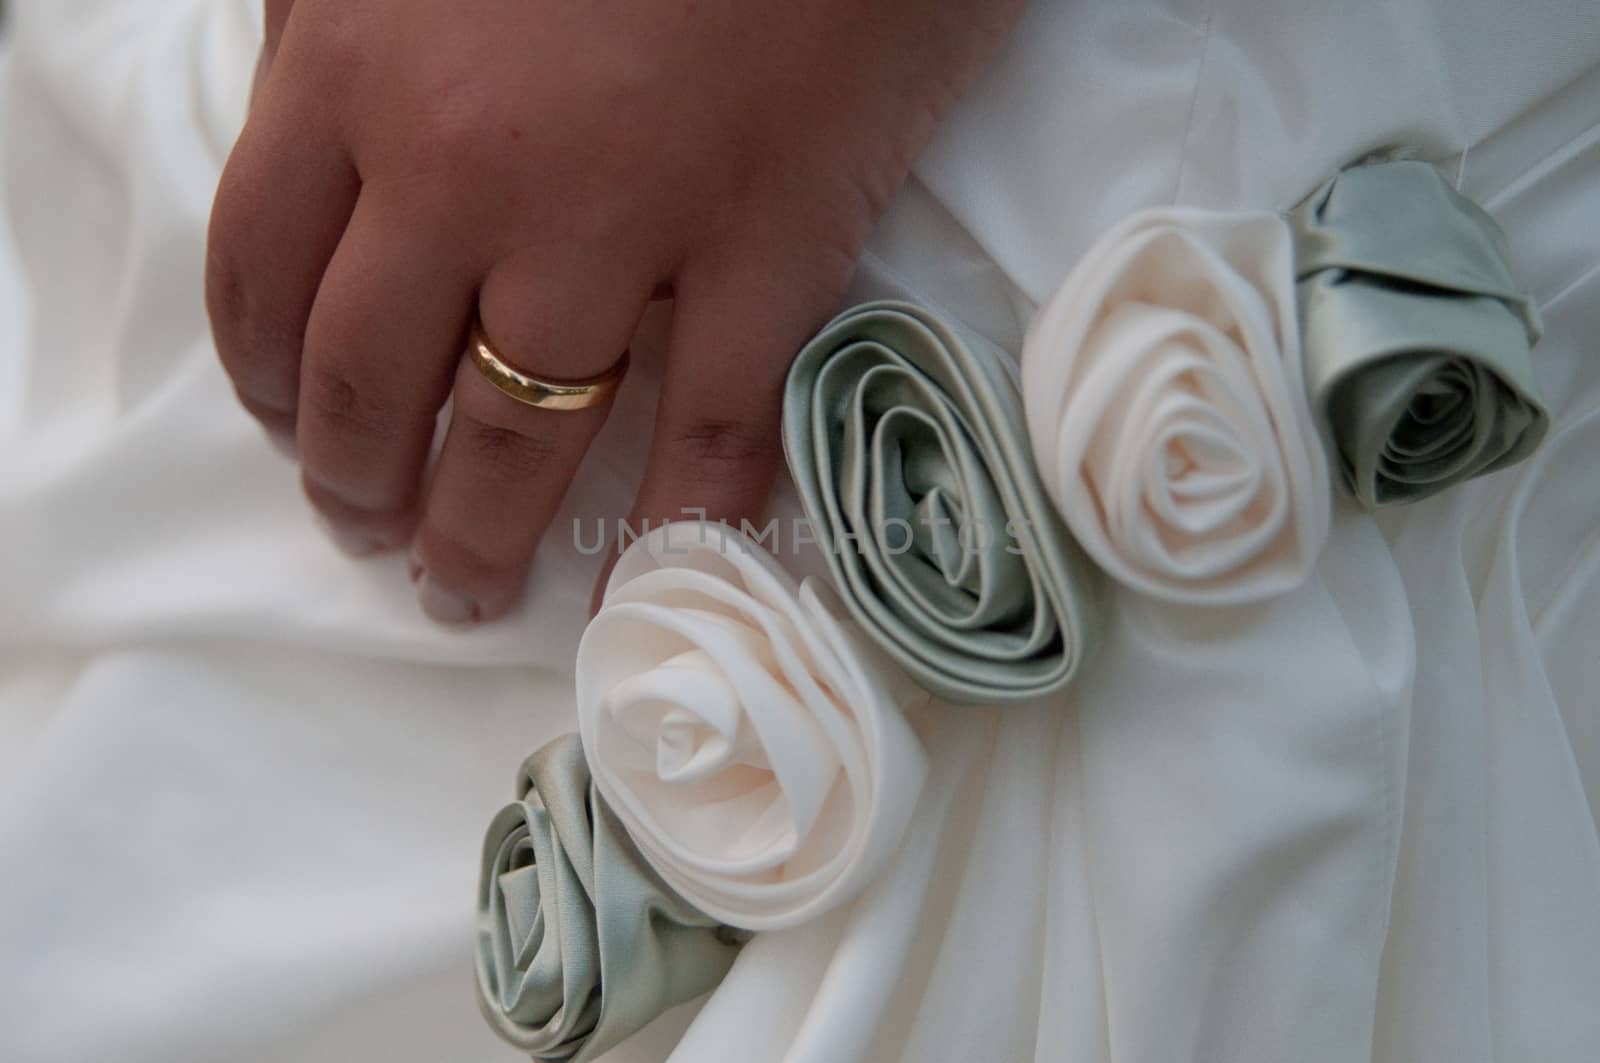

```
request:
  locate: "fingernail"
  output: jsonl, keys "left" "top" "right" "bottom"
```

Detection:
{"left": 417, "top": 573, "right": 481, "bottom": 626}
{"left": 316, "top": 515, "right": 381, "bottom": 558}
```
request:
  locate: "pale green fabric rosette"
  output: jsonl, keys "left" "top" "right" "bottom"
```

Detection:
{"left": 782, "top": 300, "right": 1101, "bottom": 704}
{"left": 475, "top": 735, "right": 744, "bottom": 1061}
{"left": 1290, "top": 158, "right": 1549, "bottom": 507}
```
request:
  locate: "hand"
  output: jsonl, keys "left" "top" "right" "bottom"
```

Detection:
{"left": 208, "top": 0, "right": 1021, "bottom": 624}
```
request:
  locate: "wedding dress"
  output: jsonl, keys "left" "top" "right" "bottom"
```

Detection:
{"left": 1, "top": 1, "right": 1595, "bottom": 1060}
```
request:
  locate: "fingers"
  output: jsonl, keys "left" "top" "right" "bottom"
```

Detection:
{"left": 599, "top": 247, "right": 850, "bottom": 607}
{"left": 207, "top": 59, "right": 358, "bottom": 449}
{"left": 410, "top": 255, "right": 653, "bottom": 624}
{"left": 295, "top": 190, "right": 479, "bottom": 555}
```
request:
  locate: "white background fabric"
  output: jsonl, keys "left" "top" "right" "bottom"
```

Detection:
{"left": 1, "top": 1, "right": 1596, "bottom": 1061}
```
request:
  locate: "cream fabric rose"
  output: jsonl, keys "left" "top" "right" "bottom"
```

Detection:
{"left": 576, "top": 522, "right": 928, "bottom": 931}
{"left": 1021, "top": 209, "right": 1331, "bottom": 605}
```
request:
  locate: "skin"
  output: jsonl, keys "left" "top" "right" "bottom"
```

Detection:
{"left": 208, "top": 0, "right": 1023, "bottom": 624}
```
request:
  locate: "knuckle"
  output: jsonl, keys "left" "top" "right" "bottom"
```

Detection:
{"left": 204, "top": 235, "right": 247, "bottom": 342}
{"left": 300, "top": 362, "right": 401, "bottom": 442}
{"left": 457, "top": 418, "right": 567, "bottom": 486}
{"left": 414, "top": 109, "right": 482, "bottom": 164}
{"left": 204, "top": 177, "right": 301, "bottom": 407}
{"left": 668, "top": 417, "right": 780, "bottom": 486}
{"left": 204, "top": 184, "right": 259, "bottom": 358}
{"left": 398, "top": 96, "right": 510, "bottom": 184}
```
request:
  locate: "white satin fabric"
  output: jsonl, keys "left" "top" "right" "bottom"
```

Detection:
{"left": 1, "top": 2, "right": 1596, "bottom": 1062}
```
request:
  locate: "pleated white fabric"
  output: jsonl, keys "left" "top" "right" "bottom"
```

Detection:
{"left": 0, "top": 2, "right": 1596, "bottom": 1062}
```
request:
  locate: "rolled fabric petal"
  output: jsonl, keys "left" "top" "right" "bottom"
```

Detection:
{"left": 1022, "top": 209, "right": 1331, "bottom": 605}
{"left": 781, "top": 300, "right": 1102, "bottom": 704}
{"left": 475, "top": 735, "right": 744, "bottom": 1061}
{"left": 1289, "top": 157, "right": 1549, "bottom": 507}
{"left": 577, "top": 521, "right": 928, "bottom": 931}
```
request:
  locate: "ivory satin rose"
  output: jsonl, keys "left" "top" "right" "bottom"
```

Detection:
{"left": 1021, "top": 209, "right": 1331, "bottom": 605}
{"left": 576, "top": 522, "right": 928, "bottom": 931}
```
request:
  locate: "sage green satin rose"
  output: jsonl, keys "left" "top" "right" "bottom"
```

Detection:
{"left": 475, "top": 735, "right": 744, "bottom": 1061}
{"left": 1290, "top": 158, "right": 1549, "bottom": 507}
{"left": 782, "top": 301, "right": 1101, "bottom": 704}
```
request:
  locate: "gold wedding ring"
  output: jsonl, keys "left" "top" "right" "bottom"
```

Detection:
{"left": 467, "top": 322, "right": 629, "bottom": 412}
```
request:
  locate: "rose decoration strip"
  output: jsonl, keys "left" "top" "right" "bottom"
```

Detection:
{"left": 577, "top": 521, "right": 927, "bottom": 931}
{"left": 475, "top": 735, "right": 744, "bottom": 1061}
{"left": 1289, "top": 158, "right": 1549, "bottom": 507}
{"left": 781, "top": 301, "right": 1101, "bottom": 704}
{"left": 1022, "top": 209, "right": 1331, "bottom": 606}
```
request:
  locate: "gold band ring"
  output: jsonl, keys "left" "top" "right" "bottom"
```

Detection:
{"left": 467, "top": 322, "right": 629, "bottom": 412}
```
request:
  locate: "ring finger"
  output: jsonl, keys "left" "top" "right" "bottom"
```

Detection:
{"left": 410, "top": 254, "right": 651, "bottom": 624}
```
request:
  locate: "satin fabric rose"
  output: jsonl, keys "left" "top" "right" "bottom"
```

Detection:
{"left": 577, "top": 522, "right": 928, "bottom": 931}
{"left": 1290, "top": 158, "right": 1549, "bottom": 507}
{"left": 475, "top": 735, "right": 744, "bottom": 1061}
{"left": 1021, "top": 209, "right": 1331, "bottom": 605}
{"left": 781, "top": 301, "right": 1101, "bottom": 704}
